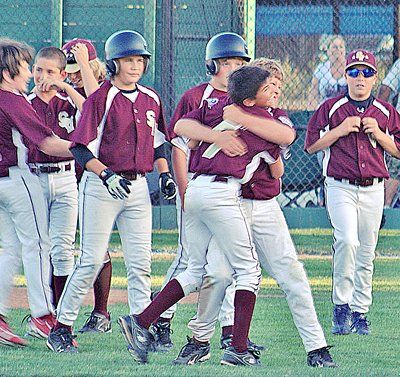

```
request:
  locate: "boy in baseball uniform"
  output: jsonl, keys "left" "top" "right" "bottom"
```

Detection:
{"left": 305, "top": 50, "right": 400, "bottom": 336}
{"left": 62, "top": 38, "right": 114, "bottom": 334}
{"left": 153, "top": 32, "right": 260, "bottom": 352}
{"left": 118, "top": 66, "right": 295, "bottom": 366}
{"left": 174, "top": 58, "right": 336, "bottom": 368}
{"left": 46, "top": 30, "right": 176, "bottom": 354}
{"left": 0, "top": 38, "right": 73, "bottom": 347}
{"left": 27, "top": 47, "right": 84, "bottom": 316}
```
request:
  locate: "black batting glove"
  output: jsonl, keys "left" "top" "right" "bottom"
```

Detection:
{"left": 100, "top": 169, "right": 132, "bottom": 200}
{"left": 159, "top": 172, "right": 177, "bottom": 200}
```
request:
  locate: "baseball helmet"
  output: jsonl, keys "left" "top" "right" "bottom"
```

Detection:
{"left": 205, "top": 32, "right": 251, "bottom": 75}
{"left": 105, "top": 30, "right": 151, "bottom": 75}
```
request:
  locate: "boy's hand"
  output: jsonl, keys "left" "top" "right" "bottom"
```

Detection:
{"left": 362, "top": 117, "right": 381, "bottom": 138}
{"left": 223, "top": 104, "right": 245, "bottom": 123}
{"left": 335, "top": 116, "right": 361, "bottom": 137}
{"left": 71, "top": 43, "right": 90, "bottom": 67}
{"left": 37, "top": 78, "right": 67, "bottom": 92}
{"left": 215, "top": 130, "right": 247, "bottom": 157}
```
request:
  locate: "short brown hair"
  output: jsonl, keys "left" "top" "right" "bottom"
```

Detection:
{"left": 35, "top": 47, "right": 67, "bottom": 70}
{"left": 0, "top": 38, "right": 34, "bottom": 83}
{"left": 250, "top": 58, "right": 284, "bottom": 81}
{"left": 89, "top": 58, "right": 106, "bottom": 82}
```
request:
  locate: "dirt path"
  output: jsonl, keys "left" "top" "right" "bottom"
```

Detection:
{"left": 10, "top": 287, "right": 199, "bottom": 309}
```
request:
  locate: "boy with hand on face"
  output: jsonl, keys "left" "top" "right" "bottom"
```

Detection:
{"left": 26, "top": 47, "right": 84, "bottom": 323}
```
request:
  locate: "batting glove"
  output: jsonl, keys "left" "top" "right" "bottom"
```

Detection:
{"left": 159, "top": 172, "right": 177, "bottom": 200}
{"left": 100, "top": 169, "right": 132, "bottom": 200}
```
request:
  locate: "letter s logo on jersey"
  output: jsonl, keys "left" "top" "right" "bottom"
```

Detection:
{"left": 146, "top": 110, "right": 156, "bottom": 135}
{"left": 58, "top": 111, "right": 75, "bottom": 133}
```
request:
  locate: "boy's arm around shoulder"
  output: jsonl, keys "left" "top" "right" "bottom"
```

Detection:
{"left": 223, "top": 104, "right": 295, "bottom": 146}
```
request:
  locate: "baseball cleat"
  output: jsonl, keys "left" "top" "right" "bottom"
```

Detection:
{"left": 0, "top": 318, "right": 28, "bottom": 347}
{"left": 331, "top": 304, "right": 351, "bottom": 335}
{"left": 307, "top": 346, "right": 337, "bottom": 368}
{"left": 78, "top": 312, "right": 112, "bottom": 333}
{"left": 172, "top": 336, "right": 210, "bottom": 365}
{"left": 118, "top": 314, "right": 154, "bottom": 364}
{"left": 220, "top": 334, "right": 265, "bottom": 353}
{"left": 350, "top": 312, "right": 370, "bottom": 335}
{"left": 220, "top": 346, "right": 261, "bottom": 367}
{"left": 46, "top": 327, "right": 78, "bottom": 353}
{"left": 26, "top": 313, "right": 56, "bottom": 339}
{"left": 151, "top": 320, "right": 173, "bottom": 352}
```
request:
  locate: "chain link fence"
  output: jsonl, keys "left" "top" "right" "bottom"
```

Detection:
{"left": 1, "top": 0, "right": 399, "bottom": 209}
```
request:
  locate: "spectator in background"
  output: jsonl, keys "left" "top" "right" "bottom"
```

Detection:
{"left": 307, "top": 35, "right": 347, "bottom": 110}
{"left": 308, "top": 35, "right": 347, "bottom": 206}
{"left": 378, "top": 63, "right": 400, "bottom": 209}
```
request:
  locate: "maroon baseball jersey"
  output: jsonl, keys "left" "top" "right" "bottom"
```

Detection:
{"left": 242, "top": 108, "right": 294, "bottom": 200}
{"left": 305, "top": 95, "right": 400, "bottom": 180}
{"left": 27, "top": 92, "right": 77, "bottom": 163}
{"left": 169, "top": 83, "right": 227, "bottom": 153}
{"left": 71, "top": 80, "right": 168, "bottom": 173}
{"left": 184, "top": 96, "right": 280, "bottom": 181}
{"left": 0, "top": 89, "right": 53, "bottom": 176}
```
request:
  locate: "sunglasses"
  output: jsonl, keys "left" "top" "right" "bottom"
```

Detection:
{"left": 346, "top": 67, "right": 376, "bottom": 78}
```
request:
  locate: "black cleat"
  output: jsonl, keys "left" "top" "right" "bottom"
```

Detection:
{"left": 221, "top": 346, "right": 261, "bottom": 367}
{"left": 118, "top": 315, "right": 154, "bottom": 364}
{"left": 332, "top": 304, "right": 351, "bottom": 335}
{"left": 78, "top": 312, "right": 112, "bottom": 333}
{"left": 351, "top": 312, "right": 370, "bottom": 335}
{"left": 307, "top": 346, "right": 337, "bottom": 368}
{"left": 220, "top": 334, "right": 265, "bottom": 353}
{"left": 46, "top": 328, "right": 78, "bottom": 353}
{"left": 151, "top": 321, "right": 173, "bottom": 352}
{"left": 172, "top": 336, "right": 210, "bottom": 365}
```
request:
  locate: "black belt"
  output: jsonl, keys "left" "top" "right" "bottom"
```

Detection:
{"left": 334, "top": 177, "right": 383, "bottom": 187}
{"left": 30, "top": 163, "right": 72, "bottom": 174}
{"left": 192, "top": 173, "right": 229, "bottom": 183}
{"left": 116, "top": 171, "right": 144, "bottom": 180}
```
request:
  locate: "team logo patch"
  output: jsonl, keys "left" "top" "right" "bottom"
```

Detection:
{"left": 58, "top": 111, "right": 75, "bottom": 133}
{"left": 206, "top": 98, "right": 219, "bottom": 109}
{"left": 353, "top": 51, "right": 369, "bottom": 62}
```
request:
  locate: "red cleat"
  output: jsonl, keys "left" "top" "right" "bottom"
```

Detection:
{"left": 0, "top": 317, "right": 28, "bottom": 347}
{"left": 27, "top": 313, "right": 56, "bottom": 339}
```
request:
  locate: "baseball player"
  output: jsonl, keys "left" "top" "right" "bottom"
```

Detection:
{"left": 0, "top": 38, "right": 73, "bottom": 347}
{"left": 175, "top": 58, "right": 336, "bottom": 368}
{"left": 305, "top": 50, "right": 400, "bottom": 336}
{"left": 117, "top": 66, "right": 295, "bottom": 366}
{"left": 46, "top": 30, "right": 176, "bottom": 353}
{"left": 62, "top": 38, "right": 113, "bottom": 334}
{"left": 26, "top": 46, "right": 84, "bottom": 324}
{"left": 152, "top": 31, "right": 261, "bottom": 352}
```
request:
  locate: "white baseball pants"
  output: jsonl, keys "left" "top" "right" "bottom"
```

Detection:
{"left": 160, "top": 193, "right": 235, "bottom": 327}
{"left": 175, "top": 175, "right": 261, "bottom": 296}
{"left": 36, "top": 162, "right": 78, "bottom": 276}
{"left": 325, "top": 177, "right": 384, "bottom": 313}
{"left": 0, "top": 167, "right": 53, "bottom": 318}
{"left": 57, "top": 172, "right": 152, "bottom": 325}
{"left": 188, "top": 196, "right": 327, "bottom": 352}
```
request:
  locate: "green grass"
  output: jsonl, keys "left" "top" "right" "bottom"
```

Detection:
{"left": 3, "top": 231, "right": 400, "bottom": 376}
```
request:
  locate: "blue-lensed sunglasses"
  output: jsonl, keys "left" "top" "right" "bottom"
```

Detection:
{"left": 346, "top": 67, "right": 376, "bottom": 78}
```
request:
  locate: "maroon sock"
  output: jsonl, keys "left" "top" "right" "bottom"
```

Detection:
{"left": 222, "top": 325, "right": 233, "bottom": 338}
{"left": 54, "top": 321, "right": 72, "bottom": 333}
{"left": 93, "top": 259, "right": 112, "bottom": 318}
{"left": 231, "top": 290, "right": 256, "bottom": 353}
{"left": 53, "top": 275, "right": 69, "bottom": 306}
{"left": 138, "top": 279, "right": 184, "bottom": 329}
